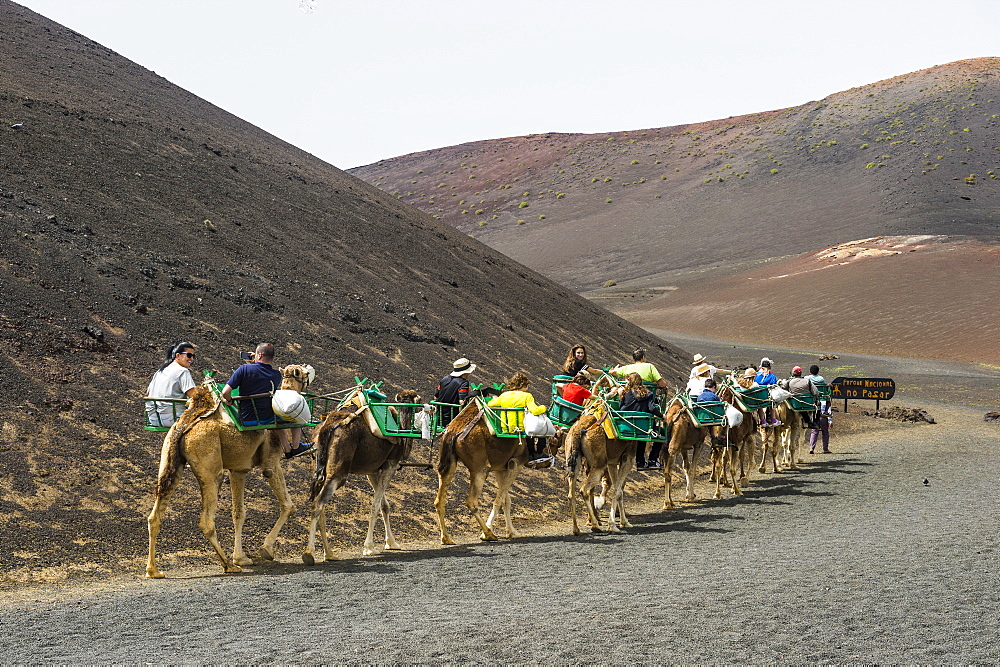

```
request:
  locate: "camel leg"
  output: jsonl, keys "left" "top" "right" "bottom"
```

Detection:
{"left": 145, "top": 461, "right": 185, "bottom": 579}
{"left": 362, "top": 469, "right": 396, "bottom": 555}
{"left": 663, "top": 452, "right": 675, "bottom": 510}
{"left": 614, "top": 459, "right": 633, "bottom": 528}
{"left": 192, "top": 471, "right": 241, "bottom": 574}
{"left": 465, "top": 469, "right": 498, "bottom": 542}
{"left": 380, "top": 494, "right": 401, "bottom": 551}
{"left": 258, "top": 459, "right": 295, "bottom": 561}
{"left": 491, "top": 467, "right": 522, "bottom": 539}
{"left": 681, "top": 444, "right": 698, "bottom": 503}
{"left": 585, "top": 466, "right": 607, "bottom": 532}
{"left": 434, "top": 460, "right": 459, "bottom": 545}
{"left": 728, "top": 447, "right": 743, "bottom": 496}
{"left": 228, "top": 470, "right": 253, "bottom": 567}
{"left": 302, "top": 503, "right": 330, "bottom": 565}
{"left": 712, "top": 448, "right": 724, "bottom": 499}
{"left": 318, "top": 508, "right": 337, "bottom": 561}
{"left": 568, "top": 465, "right": 582, "bottom": 536}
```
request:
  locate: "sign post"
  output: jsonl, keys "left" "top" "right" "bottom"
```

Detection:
{"left": 829, "top": 377, "right": 896, "bottom": 413}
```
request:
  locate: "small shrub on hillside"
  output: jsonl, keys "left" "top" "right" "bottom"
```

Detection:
{"left": 603, "top": 280, "right": 617, "bottom": 287}
{"left": 538, "top": 214, "right": 546, "bottom": 220}
{"left": 518, "top": 202, "right": 529, "bottom": 208}
{"left": 517, "top": 219, "right": 526, "bottom": 225}
{"left": 477, "top": 221, "right": 487, "bottom": 227}
{"left": 605, "top": 198, "right": 613, "bottom": 203}
{"left": 770, "top": 169, "right": 779, "bottom": 174}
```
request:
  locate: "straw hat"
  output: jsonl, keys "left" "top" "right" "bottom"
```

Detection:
{"left": 743, "top": 367, "right": 757, "bottom": 379}
{"left": 693, "top": 363, "right": 712, "bottom": 378}
{"left": 450, "top": 358, "right": 477, "bottom": 377}
{"left": 692, "top": 353, "right": 707, "bottom": 365}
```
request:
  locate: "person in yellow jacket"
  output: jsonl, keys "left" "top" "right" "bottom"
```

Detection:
{"left": 487, "top": 372, "right": 552, "bottom": 468}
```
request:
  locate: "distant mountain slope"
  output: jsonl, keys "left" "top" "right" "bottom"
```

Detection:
{"left": 351, "top": 58, "right": 1000, "bottom": 291}
{"left": 617, "top": 235, "right": 1000, "bottom": 366}
{"left": 0, "top": 1, "right": 688, "bottom": 579}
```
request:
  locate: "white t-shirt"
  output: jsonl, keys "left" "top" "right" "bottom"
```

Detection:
{"left": 146, "top": 361, "right": 196, "bottom": 426}
{"left": 686, "top": 376, "right": 707, "bottom": 396}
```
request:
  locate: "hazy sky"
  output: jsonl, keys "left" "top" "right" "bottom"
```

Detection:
{"left": 13, "top": 0, "right": 1000, "bottom": 169}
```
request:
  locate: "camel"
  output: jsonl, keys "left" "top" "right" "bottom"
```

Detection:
{"left": 714, "top": 384, "right": 761, "bottom": 498}
{"left": 775, "top": 400, "right": 808, "bottom": 470}
{"left": 145, "top": 364, "right": 314, "bottom": 578}
{"left": 302, "top": 389, "right": 422, "bottom": 563}
{"left": 434, "top": 399, "right": 555, "bottom": 544}
{"left": 561, "top": 412, "right": 636, "bottom": 535}
{"left": 660, "top": 398, "right": 725, "bottom": 509}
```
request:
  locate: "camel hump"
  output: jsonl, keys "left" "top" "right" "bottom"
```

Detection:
{"left": 175, "top": 386, "right": 218, "bottom": 430}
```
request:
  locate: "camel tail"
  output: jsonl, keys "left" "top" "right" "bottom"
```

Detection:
{"left": 436, "top": 427, "right": 458, "bottom": 476}
{"left": 568, "top": 414, "right": 597, "bottom": 471}
{"left": 153, "top": 387, "right": 216, "bottom": 499}
{"left": 309, "top": 410, "right": 353, "bottom": 502}
{"left": 154, "top": 427, "right": 186, "bottom": 499}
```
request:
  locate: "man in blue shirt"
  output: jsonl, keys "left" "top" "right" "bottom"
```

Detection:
{"left": 754, "top": 358, "right": 781, "bottom": 426}
{"left": 222, "top": 343, "right": 312, "bottom": 459}
{"left": 696, "top": 379, "right": 721, "bottom": 403}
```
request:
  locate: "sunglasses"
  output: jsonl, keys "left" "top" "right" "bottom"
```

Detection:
{"left": 180, "top": 352, "right": 195, "bottom": 359}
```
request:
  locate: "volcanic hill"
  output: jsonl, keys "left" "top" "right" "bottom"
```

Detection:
{"left": 351, "top": 58, "right": 1000, "bottom": 364}
{"left": 0, "top": 1, "right": 689, "bottom": 582}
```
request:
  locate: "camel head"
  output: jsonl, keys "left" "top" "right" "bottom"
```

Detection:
{"left": 280, "top": 364, "right": 315, "bottom": 392}
{"left": 394, "top": 389, "right": 420, "bottom": 404}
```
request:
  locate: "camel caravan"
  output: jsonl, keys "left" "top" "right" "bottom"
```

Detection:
{"left": 142, "top": 344, "right": 833, "bottom": 578}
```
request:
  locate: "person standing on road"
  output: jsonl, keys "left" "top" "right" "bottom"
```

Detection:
{"left": 806, "top": 364, "right": 832, "bottom": 454}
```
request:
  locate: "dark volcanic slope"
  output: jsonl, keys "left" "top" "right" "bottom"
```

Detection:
{"left": 351, "top": 58, "right": 1000, "bottom": 290}
{"left": 0, "top": 2, "right": 688, "bottom": 578}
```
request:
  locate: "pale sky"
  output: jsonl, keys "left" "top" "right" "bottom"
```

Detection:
{"left": 13, "top": 0, "right": 1000, "bottom": 169}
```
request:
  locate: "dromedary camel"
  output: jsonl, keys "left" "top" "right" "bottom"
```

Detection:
{"left": 561, "top": 412, "right": 636, "bottom": 535}
{"left": 302, "top": 389, "right": 422, "bottom": 563}
{"left": 714, "top": 384, "right": 762, "bottom": 498}
{"left": 434, "top": 399, "right": 555, "bottom": 544}
{"left": 145, "top": 364, "right": 314, "bottom": 578}
{"left": 660, "top": 398, "right": 725, "bottom": 509}
{"left": 775, "top": 400, "right": 807, "bottom": 470}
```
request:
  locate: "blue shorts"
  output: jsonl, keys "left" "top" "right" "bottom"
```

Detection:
{"left": 241, "top": 417, "right": 275, "bottom": 427}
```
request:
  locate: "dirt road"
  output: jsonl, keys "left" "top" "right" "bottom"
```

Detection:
{"left": 2, "top": 337, "right": 998, "bottom": 662}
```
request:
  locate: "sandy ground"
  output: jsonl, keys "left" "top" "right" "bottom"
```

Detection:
{"left": 2, "top": 335, "right": 998, "bottom": 663}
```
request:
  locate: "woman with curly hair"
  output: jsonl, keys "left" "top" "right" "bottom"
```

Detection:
{"left": 620, "top": 372, "right": 665, "bottom": 470}
{"left": 562, "top": 344, "right": 599, "bottom": 377}
{"left": 488, "top": 372, "right": 551, "bottom": 467}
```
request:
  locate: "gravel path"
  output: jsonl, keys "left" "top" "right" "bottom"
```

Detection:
{"left": 2, "top": 396, "right": 997, "bottom": 663}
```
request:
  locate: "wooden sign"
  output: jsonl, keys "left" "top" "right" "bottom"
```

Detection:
{"left": 830, "top": 377, "right": 895, "bottom": 401}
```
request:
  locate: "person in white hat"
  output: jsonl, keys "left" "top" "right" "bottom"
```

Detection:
{"left": 689, "top": 353, "right": 732, "bottom": 380}
{"left": 686, "top": 362, "right": 713, "bottom": 396}
{"left": 434, "top": 357, "right": 477, "bottom": 427}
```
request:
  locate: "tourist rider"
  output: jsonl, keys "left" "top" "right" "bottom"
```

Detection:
{"left": 620, "top": 372, "right": 665, "bottom": 470}
{"left": 222, "top": 343, "right": 312, "bottom": 459}
{"left": 736, "top": 367, "right": 758, "bottom": 389}
{"left": 805, "top": 364, "right": 832, "bottom": 454}
{"left": 696, "top": 378, "right": 722, "bottom": 403}
{"left": 690, "top": 353, "right": 733, "bottom": 380}
{"left": 686, "top": 363, "right": 713, "bottom": 397}
{"left": 487, "top": 372, "right": 552, "bottom": 468}
{"left": 563, "top": 344, "right": 601, "bottom": 377}
{"left": 561, "top": 372, "right": 594, "bottom": 406}
{"left": 755, "top": 358, "right": 780, "bottom": 426}
{"left": 145, "top": 341, "right": 197, "bottom": 427}
{"left": 611, "top": 347, "right": 669, "bottom": 391}
{"left": 434, "top": 357, "right": 477, "bottom": 427}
